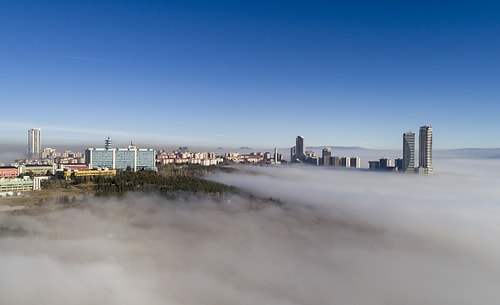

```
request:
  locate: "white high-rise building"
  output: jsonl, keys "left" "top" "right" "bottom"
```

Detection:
{"left": 28, "top": 128, "right": 41, "bottom": 159}
{"left": 419, "top": 125, "right": 433, "bottom": 174}
{"left": 321, "top": 147, "right": 332, "bottom": 166}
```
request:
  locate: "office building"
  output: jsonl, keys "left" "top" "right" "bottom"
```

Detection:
{"left": 402, "top": 131, "right": 415, "bottom": 172}
{"left": 85, "top": 139, "right": 156, "bottom": 171}
{"left": 295, "top": 136, "right": 306, "bottom": 161}
{"left": 368, "top": 161, "right": 380, "bottom": 170}
{"left": 419, "top": 125, "right": 433, "bottom": 174}
{"left": 395, "top": 158, "right": 403, "bottom": 171}
{"left": 321, "top": 147, "right": 332, "bottom": 166}
{"left": 28, "top": 128, "right": 41, "bottom": 159}
{"left": 350, "top": 157, "right": 361, "bottom": 168}
{"left": 0, "top": 177, "right": 35, "bottom": 193}
{"left": 379, "top": 158, "right": 392, "bottom": 169}
{"left": 340, "top": 156, "right": 350, "bottom": 168}
{"left": 273, "top": 148, "right": 281, "bottom": 164}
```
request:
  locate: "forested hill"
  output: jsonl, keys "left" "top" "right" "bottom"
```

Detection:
{"left": 72, "top": 164, "right": 235, "bottom": 197}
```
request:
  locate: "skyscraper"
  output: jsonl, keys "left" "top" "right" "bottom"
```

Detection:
{"left": 295, "top": 136, "right": 305, "bottom": 161}
{"left": 28, "top": 128, "right": 41, "bottom": 159}
{"left": 350, "top": 157, "right": 361, "bottom": 168}
{"left": 321, "top": 147, "right": 331, "bottom": 166}
{"left": 419, "top": 125, "right": 433, "bottom": 174}
{"left": 273, "top": 148, "right": 281, "bottom": 164}
{"left": 402, "top": 131, "right": 415, "bottom": 172}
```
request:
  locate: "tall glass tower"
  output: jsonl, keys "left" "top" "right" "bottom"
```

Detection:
{"left": 419, "top": 125, "right": 433, "bottom": 174}
{"left": 28, "top": 128, "right": 41, "bottom": 159}
{"left": 295, "top": 136, "right": 306, "bottom": 161}
{"left": 402, "top": 131, "right": 415, "bottom": 172}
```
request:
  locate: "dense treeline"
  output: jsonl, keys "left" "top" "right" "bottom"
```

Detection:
{"left": 92, "top": 169, "right": 234, "bottom": 197}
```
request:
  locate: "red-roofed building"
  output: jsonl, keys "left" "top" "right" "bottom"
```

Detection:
{"left": 0, "top": 166, "right": 19, "bottom": 178}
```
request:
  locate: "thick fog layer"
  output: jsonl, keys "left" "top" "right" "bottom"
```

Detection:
{"left": 1, "top": 158, "right": 500, "bottom": 305}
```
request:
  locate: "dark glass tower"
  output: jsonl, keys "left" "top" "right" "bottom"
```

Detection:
{"left": 295, "top": 136, "right": 306, "bottom": 161}
{"left": 403, "top": 131, "right": 415, "bottom": 172}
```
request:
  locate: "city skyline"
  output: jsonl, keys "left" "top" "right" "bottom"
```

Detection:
{"left": 1, "top": 2, "right": 500, "bottom": 149}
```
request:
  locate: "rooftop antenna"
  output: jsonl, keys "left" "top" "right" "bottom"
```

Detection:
{"left": 105, "top": 137, "right": 112, "bottom": 150}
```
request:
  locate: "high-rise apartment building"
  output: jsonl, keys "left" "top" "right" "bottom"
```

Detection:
{"left": 350, "top": 157, "right": 361, "bottom": 168}
{"left": 340, "top": 156, "right": 351, "bottom": 168}
{"left": 379, "top": 158, "right": 391, "bottom": 169}
{"left": 321, "top": 147, "right": 331, "bottom": 166}
{"left": 295, "top": 136, "right": 306, "bottom": 161}
{"left": 419, "top": 125, "right": 433, "bottom": 174}
{"left": 402, "top": 131, "right": 415, "bottom": 172}
{"left": 273, "top": 148, "right": 281, "bottom": 164}
{"left": 28, "top": 128, "right": 41, "bottom": 159}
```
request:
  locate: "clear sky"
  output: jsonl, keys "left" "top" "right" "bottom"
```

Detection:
{"left": 1, "top": 0, "right": 499, "bottom": 149}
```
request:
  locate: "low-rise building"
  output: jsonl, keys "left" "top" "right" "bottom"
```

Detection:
{"left": 21, "top": 164, "right": 57, "bottom": 176}
{"left": 0, "top": 166, "right": 19, "bottom": 178}
{"left": 0, "top": 177, "right": 35, "bottom": 192}
{"left": 62, "top": 168, "right": 117, "bottom": 179}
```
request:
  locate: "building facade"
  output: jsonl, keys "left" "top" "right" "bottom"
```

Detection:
{"left": 403, "top": 131, "right": 415, "bottom": 172}
{"left": 0, "top": 177, "right": 35, "bottom": 193}
{"left": 350, "top": 157, "right": 361, "bottom": 168}
{"left": 0, "top": 166, "right": 19, "bottom": 178}
{"left": 419, "top": 125, "right": 433, "bottom": 174}
{"left": 340, "top": 157, "right": 351, "bottom": 168}
{"left": 273, "top": 148, "right": 281, "bottom": 164}
{"left": 321, "top": 147, "right": 332, "bottom": 166}
{"left": 21, "top": 164, "right": 57, "bottom": 176}
{"left": 28, "top": 128, "right": 41, "bottom": 159}
{"left": 85, "top": 146, "right": 156, "bottom": 171}
{"left": 379, "top": 158, "right": 392, "bottom": 169}
{"left": 295, "top": 136, "right": 306, "bottom": 161}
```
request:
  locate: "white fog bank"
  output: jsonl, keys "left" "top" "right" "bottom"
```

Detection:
{"left": 0, "top": 158, "right": 499, "bottom": 305}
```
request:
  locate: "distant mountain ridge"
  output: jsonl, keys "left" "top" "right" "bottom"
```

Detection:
{"left": 306, "top": 146, "right": 368, "bottom": 150}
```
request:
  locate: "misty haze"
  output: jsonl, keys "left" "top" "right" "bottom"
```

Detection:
{"left": 3, "top": 0, "right": 500, "bottom": 303}
{"left": 1, "top": 157, "right": 500, "bottom": 305}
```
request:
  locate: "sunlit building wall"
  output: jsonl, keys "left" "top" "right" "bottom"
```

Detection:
{"left": 86, "top": 148, "right": 156, "bottom": 171}
{"left": 28, "top": 128, "right": 41, "bottom": 159}
{"left": 403, "top": 131, "right": 415, "bottom": 172}
{"left": 419, "top": 125, "right": 433, "bottom": 174}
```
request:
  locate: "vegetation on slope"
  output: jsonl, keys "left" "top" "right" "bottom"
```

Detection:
{"left": 73, "top": 164, "right": 235, "bottom": 197}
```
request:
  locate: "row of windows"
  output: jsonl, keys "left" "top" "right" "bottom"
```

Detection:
{"left": 86, "top": 149, "right": 155, "bottom": 170}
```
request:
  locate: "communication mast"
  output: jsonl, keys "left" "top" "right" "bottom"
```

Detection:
{"left": 105, "top": 137, "right": 112, "bottom": 150}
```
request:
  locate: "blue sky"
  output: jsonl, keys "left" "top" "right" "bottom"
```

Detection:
{"left": 1, "top": 0, "right": 499, "bottom": 149}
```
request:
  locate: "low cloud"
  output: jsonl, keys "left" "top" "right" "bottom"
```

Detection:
{"left": 1, "top": 157, "right": 500, "bottom": 304}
